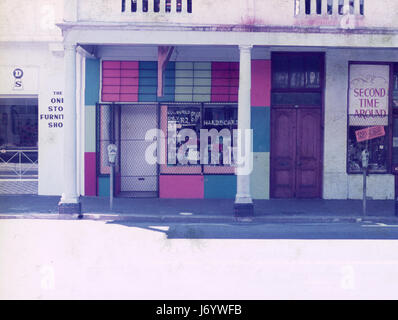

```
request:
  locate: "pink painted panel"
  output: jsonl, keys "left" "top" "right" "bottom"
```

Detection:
{"left": 203, "top": 166, "right": 235, "bottom": 174}
{"left": 102, "top": 93, "right": 120, "bottom": 102}
{"left": 103, "top": 61, "right": 121, "bottom": 69}
{"left": 120, "top": 94, "right": 138, "bottom": 102}
{"left": 212, "top": 78, "right": 231, "bottom": 86}
{"left": 121, "top": 61, "right": 139, "bottom": 69}
{"left": 121, "top": 69, "right": 140, "bottom": 78}
{"left": 212, "top": 62, "right": 231, "bottom": 70}
{"left": 212, "top": 94, "right": 230, "bottom": 102}
{"left": 102, "top": 86, "right": 120, "bottom": 94}
{"left": 212, "top": 86, "right": 230, "bottom": 94}
{"left": 212, "top": 70, "right": 231, "bottom": 78}
{"left": 121, "top": 77, "right": 139, "bottom": 86}
{"left": 84, "top": 152, "right": 97, "bottom": 196}
{"left": 159, "top": 175, "right": 204, "bottom": 199}
{"left": 102, "top": 69, "right": 121, "bottom": 78}
{"left": 251, "top": 60, "right": 271, "bottom": 107}
{"left": 120, "top": 86, "right": 139, "bottom": 94}
{"left": 102, "top": 78, "right": 121, "bottom": 86}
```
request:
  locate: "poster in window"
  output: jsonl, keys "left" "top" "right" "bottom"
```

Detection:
{"left": 349, "top": 64, "right": 389, "bottom": 126}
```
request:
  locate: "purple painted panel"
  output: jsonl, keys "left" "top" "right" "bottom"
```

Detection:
{"left": 251, "top": 60, "right": 271, "bottom": 107}
{"left": 84, "top": 152, "right": 97, "bottom": 196}
{"left": 159, "top": 175, "right": 204, "bottom": 199}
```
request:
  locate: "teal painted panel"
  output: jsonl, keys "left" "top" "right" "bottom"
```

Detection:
{"left": 175, "top": 62, "right": 193, "bottom": 69}
{"left": 176, "top": 77, "right": 194, "bottom": 86}
{"left": 251, "top": 107, "right": 270, "bottom": 152}
{"left": 175, "top": 94, "right": 193, "bottom": 102}
{"left": 250, "top": 152, "right": 270, "bottom": 199}
{"left": 98, "top": 176, "right": 110, "bottom": 197}
{"left": 204, "top": 175, "right": 237, "bottom": 199}
{"left": 194, "top": 62, "right": 211, "bottom": 70}
{"left": 85, "top": 59, "right": 100, "bottom": 105}
{"left": 85, "top": 105, "right": 96, "bottom": 153}
{"left": 193, "top": 94, "right": 211, "bottom": 102}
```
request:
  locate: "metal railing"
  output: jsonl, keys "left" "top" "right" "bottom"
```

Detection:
{"left": 0, "top": 148, "right": 38, "bottom": 179}
{"left": 121, "top": 0, "right": 192, "bottom": 13}
{"left": 295, "top": 0, "right": 364, "bottom": 16}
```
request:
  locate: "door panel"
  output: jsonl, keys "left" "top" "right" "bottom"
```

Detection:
{"left": 296, "top": 109, "right": 322, "bottom": 198}
{"left": 271, "top": 109, "right": 297, "bottom": 198}
{"left": 271, "top": 107, "right": 322, "bottom": 198}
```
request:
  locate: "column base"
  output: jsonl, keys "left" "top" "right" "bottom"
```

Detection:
{"left": 234, "top": 202, "right": 254, "bottom": 217}
{"left": 58, "top": 202, "right": 82, "bottom": 215}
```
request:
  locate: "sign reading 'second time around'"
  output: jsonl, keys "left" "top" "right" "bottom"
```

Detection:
{"left": 349, "top": 64, "right": 390, "bottom": 125}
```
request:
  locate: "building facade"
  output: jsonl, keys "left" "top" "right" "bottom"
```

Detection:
{"left": 1, "top": 0, "right": 397, "bottom": 214}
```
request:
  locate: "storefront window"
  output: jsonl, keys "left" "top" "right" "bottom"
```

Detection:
{"left": 163, "top": 103, "right": 238, "bottom": 173}
{"left": 347, "top": 63, "right": 390, "bottom": 174}
{"left": 0, "top": 98, "right": 38, "bottom": 148}
{"left": 0, "top": 98, "right": 38, "bottom": 179}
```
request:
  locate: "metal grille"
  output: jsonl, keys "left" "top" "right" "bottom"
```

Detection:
{"left": 120, "top": 104, "right": 158, "bottom": 194}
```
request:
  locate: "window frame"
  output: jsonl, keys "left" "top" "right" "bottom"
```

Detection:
{"left": 346, "top": 61, "right": 394, "bottom": 175}
{"left": 160, "top": 102, "right": 238, "bottom": 175}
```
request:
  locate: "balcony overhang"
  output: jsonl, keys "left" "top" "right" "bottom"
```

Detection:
{"left": 58, "top": 22, "right": 398, "bottom": 49}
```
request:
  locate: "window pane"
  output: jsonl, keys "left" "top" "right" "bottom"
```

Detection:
{"left": 289, "top": 56, "right": 306, "bottom": 89}
{"left": 304, "top": 55, "right": 321, "bottom": 88}
{"left": 203, "top": 105, "right": 237, "bottom": 166}
{"left": 272, "top": 56, "right": 289, "bottom": 89}
{"left": 167, "top": 105, "right": 201, "bottom": 166}
{"left": 347, "top": 126, "right": 388, "bottom": 173}
{"left": 0, "top": 99, "right": 38, "bottom": 148}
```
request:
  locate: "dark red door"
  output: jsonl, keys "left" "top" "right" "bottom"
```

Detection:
{"left": 271, "top": 107, "right": 322, "bottom": 198}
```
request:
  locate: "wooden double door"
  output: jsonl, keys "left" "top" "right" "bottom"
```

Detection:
{"left": 270, "top": 107, "right": 323, "bottom": 198}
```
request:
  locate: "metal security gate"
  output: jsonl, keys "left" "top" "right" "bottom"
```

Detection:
{"left": 119, "top": 104, "right": 158, "bottom": 197}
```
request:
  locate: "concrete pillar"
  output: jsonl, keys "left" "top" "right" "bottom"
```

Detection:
{"left": 234, "top": 45, "right": 253, "bottom": 217}
{"left": 59, "top": 43, "right": 81, "bottom": 215}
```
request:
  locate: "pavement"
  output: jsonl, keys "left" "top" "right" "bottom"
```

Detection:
{"left": 0, "top": 194, "right": 397, "bottom": 224}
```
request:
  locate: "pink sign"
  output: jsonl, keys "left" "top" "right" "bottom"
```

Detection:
{"left": 355, "top": 126, "right": 385, "bottom": 142}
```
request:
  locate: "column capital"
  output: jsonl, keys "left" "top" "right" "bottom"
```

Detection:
{"left": 238, "top": 44, "right": 253, "bottom": 51}
{"left": 64, "top": 42, "right": 77, "bottom": 52}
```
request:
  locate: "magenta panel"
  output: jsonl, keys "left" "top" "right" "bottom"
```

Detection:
{"left": 102, "top": 86, "right": 120, "bottom": 94}
{"left": 159, "top": 175, "right": 204, "bottom": 199}
{"left": 103, "top": 61, "right": 121, "bottom": 69}
{"left": 120, "top": 94, "right": 138, "bottom": 102}
{"left": 251, "top": 60, "right": 271, "bottom": 107}
{"left": 121, "top": 78, "right": 139, "bottom": 86}
{"left": 121, "top": 61, "right": 139, "bottom": 69}
{"left": 121, "top": 69, "right": 139, "bottom": 78}
{"left": 102, "top": 78, "right": 121, "bottom": 86}
{"left": 102, "top": 69, "right": 121, "bottom": 78}
{"left": 120, "top": 86, "right": 139, "bottom": 94}
{"left": 84, "top": 152, "right": 97, "bottom": 196}
{"left": 212, "top": 94, "right": 230, "bottom": 102}
{"left": 102, "top": 93, "right": 120, "bottom": 102}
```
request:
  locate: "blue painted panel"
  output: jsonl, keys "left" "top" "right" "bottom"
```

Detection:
{"left": 251, "top": 107, "right": 270, "bottom": 152}
{"left": 98, "top": 176, "right": 110, "bottom": 197}
{"left": 204, "top": 175, "right": 236, "bottom": 199}
{"left": 85, "top": 59, "right": 100, "bottom": 105}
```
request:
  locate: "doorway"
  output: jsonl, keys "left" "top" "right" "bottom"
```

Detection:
{"left": 270, "top": 52, "right": 324, "bottom": 198}
{"left": 119, "top": 104, "right": 158, "bottom": 197}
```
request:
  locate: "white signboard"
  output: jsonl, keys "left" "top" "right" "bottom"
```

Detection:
{"left": 0, "top": 66, "right": 39, "bottom": 95}
{"left": 349, "top": 64, "right": 389, "bottom": 126}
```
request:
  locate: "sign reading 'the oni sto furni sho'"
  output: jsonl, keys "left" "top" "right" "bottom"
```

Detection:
{"left": 349, "top": 64, "right": 390, "bottom": 126}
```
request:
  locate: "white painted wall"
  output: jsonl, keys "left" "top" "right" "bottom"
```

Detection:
{"left": 0, "top": 43, "right": 66, "bottom": 196}
{"left": 323, "top": 48, "right": 398, "bottom": 200}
